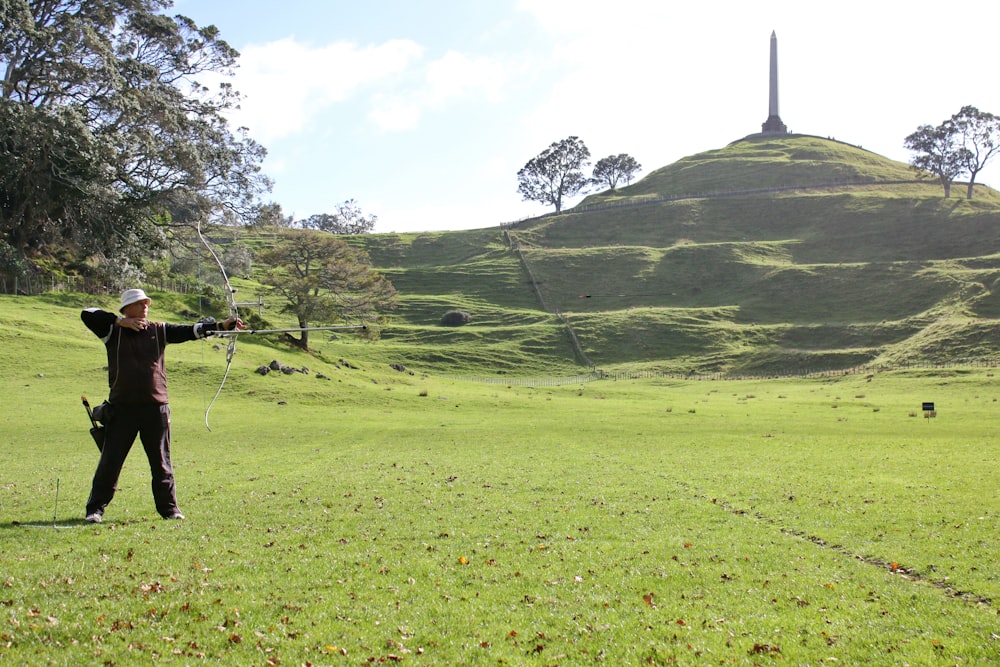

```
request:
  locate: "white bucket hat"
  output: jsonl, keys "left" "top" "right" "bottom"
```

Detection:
{"left": 120, "top": 288, "right": 151, "bottom": 312}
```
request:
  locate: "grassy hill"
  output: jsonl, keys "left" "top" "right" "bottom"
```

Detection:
{"left": 101, "top": 135, "right": 1000, "bottom": 378}
{"left": 341, "top": 135, "right": 1000, "bottom": 376}
{"left": 584, "top": 134, "right": 920, "bottom": 201}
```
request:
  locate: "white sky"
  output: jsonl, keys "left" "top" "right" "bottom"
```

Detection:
{"left": 174, "top": 0, "right": 1000, "bottom": 233}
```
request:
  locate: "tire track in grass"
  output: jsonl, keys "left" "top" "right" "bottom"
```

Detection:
{"left": 669, "top": 478, "right": 993, "bottom": 609}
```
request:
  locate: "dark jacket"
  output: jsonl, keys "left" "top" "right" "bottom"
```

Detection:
{"left": 81, "top": 309, "right": 214, "bottom": 404}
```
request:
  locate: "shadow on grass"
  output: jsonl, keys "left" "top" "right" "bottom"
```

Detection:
{"left": 7, "top": 518, "right": 96, "bottom": 530}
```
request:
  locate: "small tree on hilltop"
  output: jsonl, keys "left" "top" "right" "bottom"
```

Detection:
{"left": 300, "top": 199, "right": 378, "bottom": 234}
{"left": 904, "top": 121, "right": 968, "bottom": 198}
{"left": 591, "top": 153, "right": 642, "bottom": 191}
{"left": 253, "top": 202, "right": 293, "bottom": 227}
{"left": 950, "top": 106, "right": 1000, "bottom": 200}
{"left": 517, "top": 136, "right": 591, "bottom": 213}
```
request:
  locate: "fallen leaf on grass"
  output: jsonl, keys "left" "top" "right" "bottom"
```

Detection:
{"left": 749, "top": 643, "right": 781, "bottom": 655}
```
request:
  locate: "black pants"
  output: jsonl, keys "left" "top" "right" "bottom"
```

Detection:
{"left": 85, "top": 403, "right": 180, "bottom": 518}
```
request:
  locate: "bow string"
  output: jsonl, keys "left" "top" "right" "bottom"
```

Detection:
{"left": 197, "top": 221, "right": 238, "bottom": 431}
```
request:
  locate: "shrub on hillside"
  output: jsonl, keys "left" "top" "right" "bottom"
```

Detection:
{"left": 440, "top": 310, "right": 472, "bottom": 326}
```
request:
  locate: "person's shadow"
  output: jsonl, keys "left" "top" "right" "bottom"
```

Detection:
{"left": 5, "top": 517, "right": 96, "bottom": 530}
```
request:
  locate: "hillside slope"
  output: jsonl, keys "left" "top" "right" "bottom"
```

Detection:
{"left": 351, "top": 135, "right": 1000, "bottom": 375}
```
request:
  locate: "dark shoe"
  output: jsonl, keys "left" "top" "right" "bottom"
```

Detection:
{"left": 85, "top": 513, "right": 102, "bottom": 523}
{"left": 164, "top": 512, "right": 185, "bottom": 520}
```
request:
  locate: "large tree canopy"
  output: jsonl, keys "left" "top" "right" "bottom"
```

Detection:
{"left": 517, "top": 136, "right": 590, "bottom": 213}
{"left": 0, "top": 0, "right": 270, "bottom": 277}
{"left": 256, "top": 230, "right": 397, "bottom": 351}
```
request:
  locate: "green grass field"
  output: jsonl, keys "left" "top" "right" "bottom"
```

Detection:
{"left": 1, "top": 295, "right": 998, "bottom": 665}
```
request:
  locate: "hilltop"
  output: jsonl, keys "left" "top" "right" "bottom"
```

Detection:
{"left": 348, "top": 135, "right": 1000, "bottom": 376}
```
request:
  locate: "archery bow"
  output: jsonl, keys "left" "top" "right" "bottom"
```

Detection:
{"left": 197, "top": 221, "right": 239, "bottom": 431}
{"left": 196, "top": 223, "right": 369, "bottom": 430}
{"left": 213, "top": 325, "right": 367, "bottom": 336}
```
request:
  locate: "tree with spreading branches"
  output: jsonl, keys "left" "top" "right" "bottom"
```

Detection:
{"left": 0, "top": 0, "right": 270, "bottom": 275}
{"left": 950, "top": 105, "right": 1000, "bottom": 199}
{"left": 591, "top": 153, "right": 642, "bottom": 191}
{"left": 904, "top": 121, "right": 968, "bottom": 198}
{"left": 299, "top": 199, "right": 378, "bottom": 234}
{"left": 256, "top": 230, "right": 397, "bottom": 351}
{"left": 904, "top": 105, "right": 1000, "bottom": 200}
{"left": 517, "top": 136, "right": 591, "bottom": 213}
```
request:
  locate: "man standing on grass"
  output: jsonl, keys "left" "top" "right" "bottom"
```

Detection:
{"left": 81, "top": 289, "right": 244, "bottom": 523}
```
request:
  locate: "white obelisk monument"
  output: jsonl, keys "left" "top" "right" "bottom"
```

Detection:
{"left": 760, "top": 31, "right": 788, "bottom": 135}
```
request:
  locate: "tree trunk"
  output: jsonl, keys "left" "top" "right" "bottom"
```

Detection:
{"left": 284, "top": 320, "right": 309, "bottom": 350}
{"left": 283, "top": 333, "right": 308, "bottom": 351}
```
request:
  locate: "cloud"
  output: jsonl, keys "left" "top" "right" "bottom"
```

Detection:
{"left": 367, "top": 50, "right": 516, "bottom": 132}
{"left": 223, "top": 35, "right": 517, "bottom": 138}
{"left": 224, "top": 37, "right": 424, "bottom": 142}
{"left": 367, "top": 93, "right": 422, "bottom": 132}
{"left": 425, "top": 51, "right": 509, "bottom": 105}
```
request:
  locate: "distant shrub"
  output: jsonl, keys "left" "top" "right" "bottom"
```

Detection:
{"left": 441, "top": 310, "right": 472, "bottom": 326}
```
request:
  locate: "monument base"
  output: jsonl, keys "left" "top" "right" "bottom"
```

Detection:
{"left": 761, "top": 115, "right": 788, "bottom": 135}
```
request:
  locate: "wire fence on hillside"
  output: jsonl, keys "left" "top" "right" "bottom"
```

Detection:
{"left": 443, "top": 372, "right": 604, "bottom": 386}
{"left": 7, "top": 282, "right": 998, "bottom": 384}
{"left": 445, "top": 359, "right": 1000, "bottom": 386}
{"left": 499, "top": 178, "right": 969, "bottom": 228}
{"left": 0, "top": 274, "right": 205, "bottom": 297}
